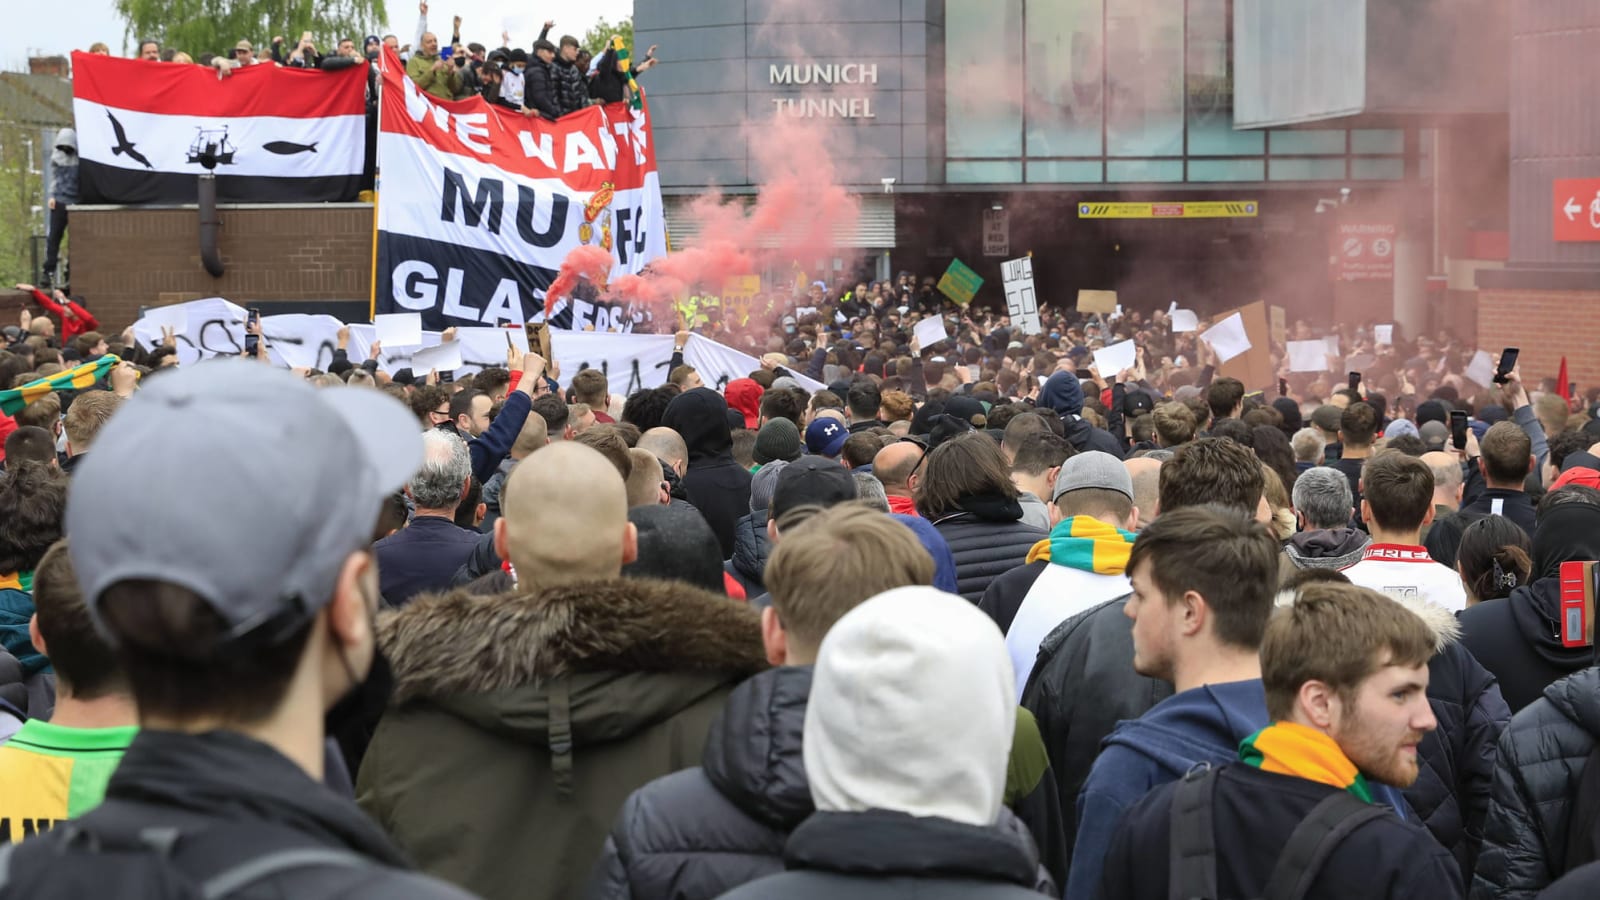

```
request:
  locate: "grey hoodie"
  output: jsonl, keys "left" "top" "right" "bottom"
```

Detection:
{"left": 1283, "top": 527, "right": 1370, "bottom": 570}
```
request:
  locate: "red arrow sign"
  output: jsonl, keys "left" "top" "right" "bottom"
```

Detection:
{"left": 1553, "top": 178, "right": 1600, "bottom": 242}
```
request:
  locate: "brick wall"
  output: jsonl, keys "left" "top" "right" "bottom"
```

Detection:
{"left": 69, "top": 205, "right": 375, "bottom": 331}
{"left": 1477, "top": 289, "right": 1600, "bottom": 391}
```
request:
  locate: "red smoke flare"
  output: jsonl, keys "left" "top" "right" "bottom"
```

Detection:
{"left": 544, "top": 244, "right": 617, "bottom": 317}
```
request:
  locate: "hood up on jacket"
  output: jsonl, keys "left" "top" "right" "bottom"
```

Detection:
{"left": 1514, "top": 502, "right": 1600, "bottom": 668}
{"left": 1098, "top": 679, "right": 1266, "bottom": 780}
{"left": 1040, "top": 372, "right": 1084, "bottom": 418}
{"left": 702, "top": 665, "right": 815, "bottom": 831}
{"left": 379, "top": 575, "right": 768, "bottom": 756}
{"left": 1284, "top": 527, "right": 1371, "bottom": 569}
{"left": 725, "top": 379, "right": 763, "bottom": 430}
{"left": 662, "top": 387, "right": 735, "bottom": 463}
{"left": 51, "top": 127, "right": 77, "bottom": 167}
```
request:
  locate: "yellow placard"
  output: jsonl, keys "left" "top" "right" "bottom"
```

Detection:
{"left": 1077, "top": 201, "right": 1259, "bottom": 219}
{"left": 722, "top": 275, "right": 761, "bottom": 326}
{"left": 1077, "top": 290, "right": 1119, "bottom": 314}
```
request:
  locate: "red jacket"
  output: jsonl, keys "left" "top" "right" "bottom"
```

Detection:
{"left": 30, "top": 289, "right": 98, "bottom": 344}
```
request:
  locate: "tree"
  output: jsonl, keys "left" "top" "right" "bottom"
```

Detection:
{"left": 580, "top": 16, "right": 633, "bottom": 59}
{"left": 114, "top": 0, "right": 389, "bottom": 59}
{"left": 0, "top": 125, "right": 44, "bottom": 288}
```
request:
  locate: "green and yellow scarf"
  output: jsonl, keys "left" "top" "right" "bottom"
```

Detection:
{"left": 1024, "top": 515, "right": 1136, "bottom": 575}
{"left": 1239, "top": 721, "right": 1374, "bottom": 803}
{"left": 0, "top": 355, "right": 119, "bottom": 416}
{"left": 0, "top": 571, "right": 34, "bottom": 594}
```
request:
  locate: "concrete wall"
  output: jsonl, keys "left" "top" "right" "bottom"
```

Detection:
{"left": 69, "top": 204, "right": 375, "bottom": 330}
{"left": 633, "top": 0, "right": 940, "bottom": 191}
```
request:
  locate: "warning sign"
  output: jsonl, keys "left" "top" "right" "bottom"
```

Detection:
{"left": 1331, "top": 223, "right": 1397, "bottom": 282}
{"left": 1077, "top": 201, "right": 1259, "bottom": 219}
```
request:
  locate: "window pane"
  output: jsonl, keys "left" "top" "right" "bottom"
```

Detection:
{"left": 948, "top": 161, "right": 1025, "bottom": 183}
{"left": 1105, "top": 0, "right": 1185, "bottom": 157}
{"left": 947, "top": 0, "right": 1024, "bottom": 158}
{"left": 1185, "top": 0, "right": 1264, "bottom": 156}
{"left": 1351, "top": 157, "right": 1405, "bottom": 180}
{"left": 1269, "top": 158, "right": 1347, "bottom": 181}
{"left": 1025, "top": 0, "right": 1105, "bottom": 157}
{"left": 1268, "top": 130, "right": 1346, "bottom": 155}
{"left": 1188, "top": 159, "right": 1265, "bottom": 181}
{"left": 1107, "top": 159, "right": 1185, "bottom": 182}
{"left": 1027, "top": 160, "right": 1105, "bottom": 182}
{"left": 1351, "top": 129, "right": 1404, "bottom": 154}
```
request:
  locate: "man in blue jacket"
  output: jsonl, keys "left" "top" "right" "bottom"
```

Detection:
{"left": 1065, "top": 504, "right": 1278, "bottom": 900}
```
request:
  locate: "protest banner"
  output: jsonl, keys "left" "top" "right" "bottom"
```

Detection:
{"left": 999, "top": 256, "right": 1042, "bottom": 335}
{"left": 372, "top": 46, "right": 667, "bottom": 332}
{"left": 936, "top": 259, "right": 983, "bottom": 306}
{"left": 1077, "top": 290, "right": 1118, "bottom": 315}
{"left": 70, "top": 51, "right": 367, "bottom": 204}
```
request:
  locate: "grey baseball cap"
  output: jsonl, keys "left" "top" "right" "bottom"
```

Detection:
{"left": 1051, "top": 450, "right": 1134, "bottom": 503}
{"left": 66, "top": 361, "right": 423, "bottom": 647}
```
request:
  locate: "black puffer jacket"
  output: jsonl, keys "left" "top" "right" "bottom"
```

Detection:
{"left": 1400, "top": 599, "right": 1511, "bottom": 884}
{"left": 1021, "top": 596, "right": 1171, "bottom": 876}
{"left": 662, "top": 388, "right": 752, "bottom": 559}
{"left": 725, "top": 510, "right": 771, "bottom": 597}
{"left": 715, "top": 810, "right": 1050, "bottom": 900}
{"left": 588, "top": 666, "right": 812, "bottom": 900}
{"left": 553, "top": 57, "right": 589, "bottom": 115}
{"left": 929, "top": 498, "right": 1046, "bottom": 603}
{"left": 1470, "top": 666, "right": 1600, "bottom": 900}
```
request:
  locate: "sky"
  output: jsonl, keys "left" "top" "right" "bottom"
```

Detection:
{"left": 7, "top": 0, "right": 633, "bottom": 70}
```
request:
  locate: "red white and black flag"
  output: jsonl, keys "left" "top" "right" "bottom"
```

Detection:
{"left": 70, "top": 52, "right": 367, "bottom": 205}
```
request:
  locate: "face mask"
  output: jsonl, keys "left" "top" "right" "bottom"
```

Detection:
{"left": 513, "top": 65, "right": 524, "bottom": 73}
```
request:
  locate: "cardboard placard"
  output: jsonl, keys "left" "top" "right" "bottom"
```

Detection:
{"left": 1077, "top": 290, "right": 1118, "bottom": 314}
{"left": 1214, "top": 300, "right": 1275, "bottom": 391}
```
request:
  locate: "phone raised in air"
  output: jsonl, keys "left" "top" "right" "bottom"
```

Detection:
{"left": 244, "top": 308, "right": 261, "bottom": 356}
{"left": 1278, "top": 378, "right": 1288, "bottom": 398}
{"left": 1450, "top": 410, "right": 1468, "bottom": 451}
{"left": 1493, "top": 348, "right": 1520, "bottom": 385}
{"left": 1348, "top": 371, "right": 1361, "bottom": 392}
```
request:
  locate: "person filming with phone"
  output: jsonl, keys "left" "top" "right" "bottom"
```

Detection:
{"left": 406, "top": 31, "right": 460, "bottom": 101}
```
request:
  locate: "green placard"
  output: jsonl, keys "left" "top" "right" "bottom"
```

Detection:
{"left": 936, "top": 258, "right": 983, "bottom": 306}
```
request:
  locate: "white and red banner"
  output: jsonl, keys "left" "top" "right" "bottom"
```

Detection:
{"left": 373, "top": 46, "right": 667, "bottom": 331}
{"left": 70, "top": 51, "right": 367, "bottom": 204}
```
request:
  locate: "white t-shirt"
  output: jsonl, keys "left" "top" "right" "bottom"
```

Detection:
{"left": 1341, "top": 544, "right": 1468, "bottom": 612}
{"left": 1005, "top": 563, "right": 1131, "bottom": 700}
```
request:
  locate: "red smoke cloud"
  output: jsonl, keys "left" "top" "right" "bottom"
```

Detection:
{"left": 543, "top": 244, "right": 617, "bottom": 317}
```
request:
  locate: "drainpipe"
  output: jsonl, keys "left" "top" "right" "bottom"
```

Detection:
{"left": 198, "top": 171, "right": 224, "bottom": 277}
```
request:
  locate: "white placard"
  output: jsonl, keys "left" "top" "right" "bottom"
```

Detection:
{"left": 347, "top": 324, "right": 443, "bottom": 374}
{"left": 1374, "top": 324, "right": 1394, "bottom": 346}
{"left": 412, "top": 340, "right": 465, "bottom": 374}
{"left": 260, "top": 314, "right": 345, "bottom": 370}
{"left": 453, "top": 327, "right": 530, "bottom": 375}
{"left": 1463, "top": 350, "right": 1496, "bottom": 387}
{"left": 1322, "top": 336, "right": 1341, "bottom": 356}
{"left": 1198, "top": 312, "right": 1252, "bottom": 364}
{"left": 1092, "top": 339, "right": 1137, "bottom": 376}
{"left": 548, "top": 331, "right": 825, "bottom": 399}
{"left": 914, "top": 315, "right": 949, "bottom": 349}
{"left": 1000, "top": 256, "right": 1042, "bottom": 335}
{"left": 1170, "top": 309, "right": 1199, "bottom": 332}
{"left": 374, "top": 313, "right": 423, "bottom": 348}
{"left": 1288, "top": 340, "right": 1331, "bottom": 373}
{"left": 135, "top": 303, "right": 189, "bottom": 339}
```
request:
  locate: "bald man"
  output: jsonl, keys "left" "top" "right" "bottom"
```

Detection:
{"left": 625, "top": 448, "right": 668, "bottom": 508}
{"left": 1420, "top": 449, "right": 1470, "bottom": 566}
{"left": 872, "top": 440, "right": 923, "bottom": 516}
{"left": 637, "top": 426, "right": 688, "bottom": 479}
{"left": 1124, "top": 456, "right": 1162, "bottom": 532}
{"left": 360, "top": 442, "right": 766, "bottom": 900}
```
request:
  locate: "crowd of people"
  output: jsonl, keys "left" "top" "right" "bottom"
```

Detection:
{"left": 1, "top": 267, "right": 1599, "bottom": 899}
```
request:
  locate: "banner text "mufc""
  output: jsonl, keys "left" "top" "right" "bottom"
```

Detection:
{"left": 401, "top": 77, "right": 648, "bottom": 169}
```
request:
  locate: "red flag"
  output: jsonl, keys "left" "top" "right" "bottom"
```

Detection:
{"left": 1558, "top": 357, "right": 1572, "bottom": 401}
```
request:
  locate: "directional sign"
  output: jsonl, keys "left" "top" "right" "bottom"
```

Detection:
{"left": 1553, "top": 178, "right": 1600, "bottom": 242}
{"left": 1078, "top": 201, "right": 1259, "bottom": 219}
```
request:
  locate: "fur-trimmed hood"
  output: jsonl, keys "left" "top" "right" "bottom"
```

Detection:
{"left": 1276, "top": 586, "right": 1461, "bottom": 652}
{"left": 380, "top": 575, "right": 767, "bottom": 702}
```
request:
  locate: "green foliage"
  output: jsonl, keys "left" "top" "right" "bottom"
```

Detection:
{"left": 0, "top": 125, "right": 43, "bottom": 287}
{"left": 581, "top": 16, "right": 633, "bottom": 59}
{"left": 113, "top": 0, "right": 389, "bottom": 58}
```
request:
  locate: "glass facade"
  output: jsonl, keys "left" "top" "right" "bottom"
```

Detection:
{"left": 945, "top": 0, "right": 1406, "bottom": 184}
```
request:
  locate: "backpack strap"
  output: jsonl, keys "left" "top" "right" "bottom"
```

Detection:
{"left": 1167, "top": 764, "right": 1219, "bottom": 900}
{"left": 199, "top": 846, "right": 371, "bottom": 899}
{"left": 1262, "top": 791, "right": 1387, "bottom": 900}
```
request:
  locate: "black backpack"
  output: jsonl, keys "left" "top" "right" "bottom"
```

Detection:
{"left": 0, "top": 802, "right": 370, "bottom": 900}
{"left": 1168, "top": 765, "right": 1388, "bottom": 900}
{"left": 1562, "top": 742, "right": 1600, "bottom": 874}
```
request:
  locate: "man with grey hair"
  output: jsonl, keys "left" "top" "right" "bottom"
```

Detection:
{"left": 1281, "top": 465, "right": 1368, "bottom": 577}
{"left": 852, "top": 471, "right": 891, "bottom": 512}
{"left": 1290, "top": 426, "right": 1325, "bottom": 474}
{"left": 375, "top": 430, "right": 479, "bottom": 606}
